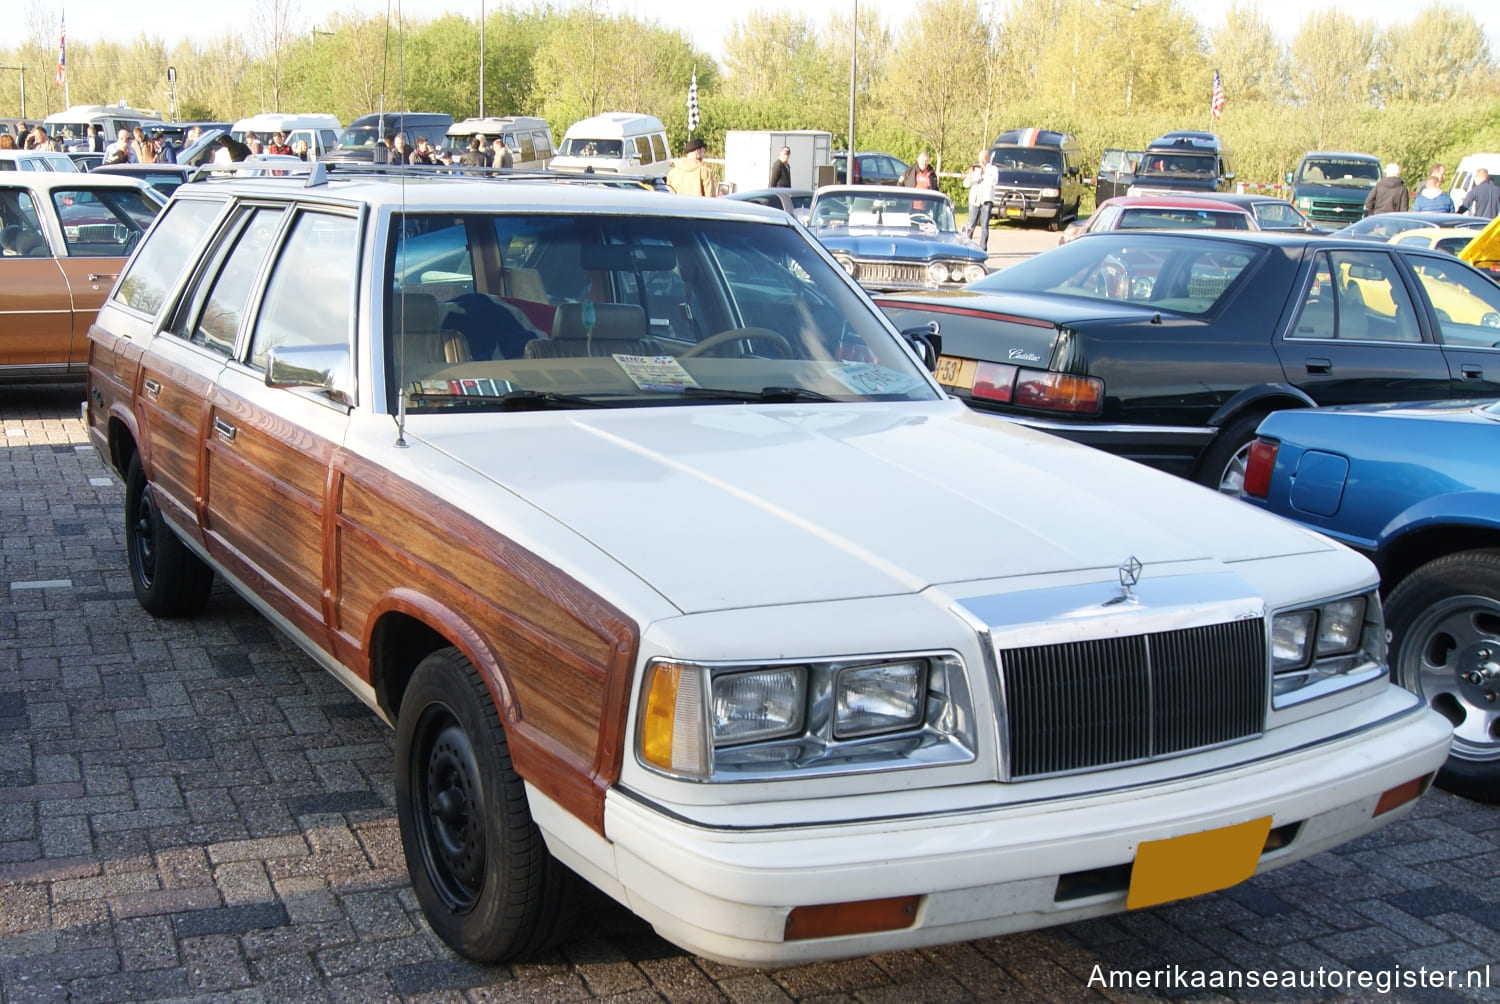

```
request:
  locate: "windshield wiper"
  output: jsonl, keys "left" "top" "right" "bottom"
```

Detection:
{"left": 681, "top": 386, "right": 836, "bottom": 403}
{"left": 408, "top": 390, "right": 614, "bottom": 411}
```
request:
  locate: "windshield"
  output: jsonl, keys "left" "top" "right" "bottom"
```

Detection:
{"left": 1116, "top": 208, "right": 1250, "bottom": 232}
{"left": 991, "top": 149, "right": 1062, "bottom": 174}
{"left": 337, "top": 126, "right": 381, "bottom": 150}
{"left": 1139, "top": 153, "right": 1218, "bottom": 177}
{"left": 809, "top": 192, "right": 958, "bottom": 233}
{"left": 558, "top": 138, "right": 623, "bottom": 158}
{"left": 968, "top": 233, "right": 1264, "bottom": 316}
{"left": 386, "top": 213, "right": 937, "bottom": 413}
{"left": 1300, "top": 159, "right": 1380, "bottom": 188}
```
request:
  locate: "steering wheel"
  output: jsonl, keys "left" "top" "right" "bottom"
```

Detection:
{"left": 681, "top": 327, "right": 793, "bottom": 359}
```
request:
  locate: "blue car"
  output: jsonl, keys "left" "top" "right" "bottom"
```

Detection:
{"left": 808, "top": 184, "right": 988, "bottom": 293}
{"left": 1242, "top": 399, "right": 1500, "bottom": 802}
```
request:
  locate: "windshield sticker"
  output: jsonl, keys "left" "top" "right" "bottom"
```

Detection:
{"left": 615, "top": 355, "right": 701, "bottom": 392}
{"left": 412, "top": 377, "right": 515, "bottom": 396}
{"left": 828, "top": 363, "right": 927, "bottom": 396}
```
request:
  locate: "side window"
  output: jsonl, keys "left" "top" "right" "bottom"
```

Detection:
{"left": 518, "top": 133, "right": 535, "bottom": 161}
{"left": 186, "top": 207, "right": 285, "bottom": 355}
{"left": 650, "top": 134, "right": 667, "bottom": 163}
{"left": 248, "top": 212, "right": 358, "bottom": 369}
{"left": 112, "top": 198, "right": 222, "bottom": 314}
{"left": 635, "top": 136, "right": 652, "bottom": 164}
{"left": 1087, "top": 205, "right": 1120, "bottom": 233}
{"left": 1291, "top": 250, "right": 1421, "bottom": 343}
{"left": 0, "top": 188, "right": 50, "bottom": 257}
{"left": 536, "top": 131, "right": 554, "bottom": 159}
{"left": 51, "top": 187, "right": 161, "bottom": 257}
{"left": 1408, "top": 256, "right": 1500, "bottom": 348}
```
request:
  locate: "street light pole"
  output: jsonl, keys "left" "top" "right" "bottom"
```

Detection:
{"left": 846, "top": 0, "right": 857, "bottom": 166}
{"left": 478, "top": 0, "right": 485, "bottom": 118}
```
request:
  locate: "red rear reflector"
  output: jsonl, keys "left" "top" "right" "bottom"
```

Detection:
{"left": 1013, "top": 371, "right": 1103, "bottom": 414}
{"left": 972, "top": 361, "right": 1018, "bottom": 402}
{"left": 1243, "top": 438, "right": 1279, "bottom": 499}
{"left": 1374, "top": 774, "right": 1431, "bottom": 816}
{"left": 784, "top": 896, "right": 920, "bottom": 941}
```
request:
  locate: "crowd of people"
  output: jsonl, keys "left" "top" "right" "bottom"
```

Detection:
{"left": 1364, "top": 161, "right": 1500, "bottom": 218}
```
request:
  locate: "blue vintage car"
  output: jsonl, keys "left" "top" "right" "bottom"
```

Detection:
{"left": 807, "top": 184, "right": 988, "bottom": 293}
{"left": 1242, "top": 399, "right": 1500, "bottom": 802}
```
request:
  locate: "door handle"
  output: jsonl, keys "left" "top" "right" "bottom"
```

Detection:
{"left": 143, "top": 378, "right": 161, "bottom": 398}
{"left": 1304, "top": 357, "right": 1332, "bottom": 374}
{"left": 87, "top": 272, "right": 119, "bottom": 282}
{"left": 212, "top": 417, "right": 237, "bottom": 443}
{"left": 1461, "top": 363, "right": 1484, "bottom": 379}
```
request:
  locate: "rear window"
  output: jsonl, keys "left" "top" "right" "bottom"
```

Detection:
{"left": 1116, "top": 209, "right": 1250, "bottom": 232}
{"left": 969, "top": 233, "right": 1265, "bottom": 316}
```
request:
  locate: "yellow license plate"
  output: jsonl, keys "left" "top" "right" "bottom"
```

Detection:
{"left": 1005, "top": 207, "right": 1023, "bottom": 218}
{"left": 1126, "top": 817, "right": 1271, "bottom": 909}
{"left": 935, "top": 355, "right": 977, "bottom": 390}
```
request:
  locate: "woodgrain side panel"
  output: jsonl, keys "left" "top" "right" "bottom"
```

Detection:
{"left": 333, "top": 453, "right": 638, "bottom": 834}
{"left": 202, "top": 389, "right": 335, "bottom": 631}
{"left": 135, "top": 353, "right": 213, "bottom": 546}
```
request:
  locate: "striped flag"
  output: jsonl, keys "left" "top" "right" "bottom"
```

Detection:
{"left": 55, "top": 12, "right": 66, "bottom": 86}
{"left": 1211, "top": 69, "right": 1225, "bottom": 120}
{"left": 686, "top": 68, "right": 699, "bottom": 134}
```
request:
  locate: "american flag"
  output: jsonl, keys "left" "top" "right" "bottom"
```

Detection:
{"left": 686, "top": 68, "right": 699, "bottom": 134}
{"left": 55, "top": 12, "right": 66, "bottom": 87}
{"left": 1211, "top": 69, "right": 1225, "bottom": 120}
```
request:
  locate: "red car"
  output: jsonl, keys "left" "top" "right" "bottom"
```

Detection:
{"left": 1059, "top": 194, "right": 1256, "bottom": 244}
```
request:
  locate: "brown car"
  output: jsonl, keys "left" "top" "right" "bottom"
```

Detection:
{"left": 0, "top": 171, "right": 162, "bottom": 383}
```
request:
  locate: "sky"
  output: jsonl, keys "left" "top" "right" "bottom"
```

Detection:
{"left": 39, "top": 0, "right": 1500, "bottom": 63}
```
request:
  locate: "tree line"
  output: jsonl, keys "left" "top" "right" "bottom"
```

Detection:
{"left": 4, "top": 0, "right": 1499, "bottom": 193}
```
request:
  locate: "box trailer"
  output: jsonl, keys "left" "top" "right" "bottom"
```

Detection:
{"left": 722, "top": 130, "right": 832, "bottom": 193}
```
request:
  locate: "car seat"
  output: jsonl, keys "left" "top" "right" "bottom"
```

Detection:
{"left": 523, "top": 302, "right": 665, "bottom": 359}
{"left": 390, "top": 292, "right": 472, "bottom": 370}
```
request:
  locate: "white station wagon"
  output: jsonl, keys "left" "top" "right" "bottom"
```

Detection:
{"left": 85, "top": 163, "right": 1451, "bottom": 967}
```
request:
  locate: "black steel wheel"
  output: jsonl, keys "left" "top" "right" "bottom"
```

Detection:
{"left": 1385, "top": 550, "right": 1500, "bottom": 803}
{"left": 124, "top": 452, "right": 213, "bottom": 617}
{"left": 395, "top": 647, "right": 575, "bottom": 961}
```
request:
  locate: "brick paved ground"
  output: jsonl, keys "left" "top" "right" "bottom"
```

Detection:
{"left": 2, "top": 383, "right": 1497, "bottom": 1004}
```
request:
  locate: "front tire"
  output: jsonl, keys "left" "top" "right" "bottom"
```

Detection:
{"left": 124, "top": 453, "right": 213, "bottom": 617}
{"left": 395, "top": 647, "right": 575, "bottom": 961}
{"left": 1384, "top": 551, "right": 1500, "bottom": 803}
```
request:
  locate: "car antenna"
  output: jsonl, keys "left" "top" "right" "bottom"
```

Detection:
{"left": 391, "top": 0, "right": 409, "bottom": 449}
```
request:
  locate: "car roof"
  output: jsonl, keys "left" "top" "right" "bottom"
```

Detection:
{"left": 1198, "top": 193, "right": 1294, "bottom": 207}
{"left": 1097, "top": 195, "right": 1251, "bottom": 212}
{"left": 168, "top": 168, "right": 801, "bottom": 218}
{"left": 0, "top": 170, "right": 157, "bottom": 193}
{"left": 812, "top": 184, "right": 950, "bottom": 202}
{"left": 725, "top": 187, "right": 813, "bottom": 199}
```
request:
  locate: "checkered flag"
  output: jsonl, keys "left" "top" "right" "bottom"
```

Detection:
{"left": 686, "top": 68, "right": 699, "bottom": 134}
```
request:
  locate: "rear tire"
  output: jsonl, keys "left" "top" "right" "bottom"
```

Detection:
{"left": 395, "top": 647, "right": 576, "bottom": 961}
{"left": 124, "top": 453, "right": 213, "bottom": 617}
{"left": 1194, "top": 412, "right": 1267, "bottom": 497}
{"left": 1383, "top": 551, "right": 1500, "bottom": 804}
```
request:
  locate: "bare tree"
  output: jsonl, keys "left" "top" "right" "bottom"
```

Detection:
{"left": 249, "top": 0, "right": 302, "bottom": 111}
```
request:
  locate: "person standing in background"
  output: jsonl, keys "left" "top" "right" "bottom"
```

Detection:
{"left": 1364, "top": 163, "right": 1410, "bottom": 215}
{"left": 962, "top": 157, "right": 998, "bottom": 251}
{"left": 667, "top": 138, "right": 716, "bottom": 196}
{"left": 769, "top": 146, "right": 791, "bottom": 188}
{"left": 1411, "top": 174, "right": 1454, "bottom": 213}
{"left": 1459, "top": 168, "right": 1500, "bottom": 218}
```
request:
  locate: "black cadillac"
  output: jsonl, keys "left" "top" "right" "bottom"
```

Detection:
{"left": 877, "top": 230, "right": 1500, "bottom": 494}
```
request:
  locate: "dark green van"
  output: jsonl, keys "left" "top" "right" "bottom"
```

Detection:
{"left": 1286, "top": 152, "right": 1381, "bottom": 226}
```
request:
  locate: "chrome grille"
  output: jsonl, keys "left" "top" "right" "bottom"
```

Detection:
{"left": 1000, "top": 619, "right": 1266, "bottom": 778}
{"left": 856, "top": 261, "right": 924, "bottom": 285}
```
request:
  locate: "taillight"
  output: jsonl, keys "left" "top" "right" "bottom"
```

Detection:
{"left": 1243, "top": 438, "right": 1279, "bottom": 499}
{"left": 1013, "top": 371, "right": 1104, "bottom": 414}
{"left": 971, "top": 362, "right": 1018, "bottom": 402}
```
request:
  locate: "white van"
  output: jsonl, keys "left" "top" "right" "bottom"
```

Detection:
{"left": 549, "top": 113, "right": 671, "bottom": 178}
{"left": 443, "top": 116, "right": 555, "bottom": 169}
{"left": 230, "top": 113, "right": 342, "bottom": 159}
{"left": 43, "top": 104, "right": 164, "bottom": 151}
{"left": 1450, "top": 153, "right": 1500, "bottom": 207}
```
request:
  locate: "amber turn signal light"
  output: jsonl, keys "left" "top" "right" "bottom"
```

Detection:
{"left": 1374, "top": 774, "right": 1431, "bottom": 816}
{"left": 783, "top": 895, "right": 920, "bottom": 941}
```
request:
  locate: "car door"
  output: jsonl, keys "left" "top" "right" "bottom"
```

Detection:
{"left": 1275, "top": 246, "right": 1452, "bottom": 405}
{"left": 201, "top": 207, "right": 359, "bottom": 647}
{"left": 1400, "top": 251, "right": 1500, "bottom": 398}
{"left": 0, "top": 184, "right": 74, "bottom": 375}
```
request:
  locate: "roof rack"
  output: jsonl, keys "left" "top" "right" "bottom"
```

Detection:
{"left": 181, "top": 159, "right": 670, "bottom": 191}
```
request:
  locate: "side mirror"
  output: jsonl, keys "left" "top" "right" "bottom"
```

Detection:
{"left": 1284, "top": 171, "right": 1294, "bottom": 185}
{"left": 265, "top": 344, "right": 353, "bottom": 407}
{"left": 901, "top": 321, "right": 942, "bottom": 372}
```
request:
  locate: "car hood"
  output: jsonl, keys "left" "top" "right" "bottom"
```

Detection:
{"left": 1294, "top": 183, "right": 1373, "bottom": 199}
{"left": 411, "top": 402, "right": 1330, "bottom": 615}
{"left": 815, "top": 229, "right": 984, "bottom": 262}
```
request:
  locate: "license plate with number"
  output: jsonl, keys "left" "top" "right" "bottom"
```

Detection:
{"left": 1127, "top": 817, "right": 1271, "bottom": 909}
{"left": 934, "top": 356, "right": 977, "bottom": 389}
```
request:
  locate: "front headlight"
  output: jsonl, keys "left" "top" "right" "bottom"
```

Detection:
{"left": 835, "top": 661, "right": 925, "bottom": 738}
{"left": 962, "top": 263, "right": 988, "bottom": 283}
{"left": 1039, "top": 187, "right": 1060, "bottom": 198}
{"left": 927, "top": 261, "right": 953, "bottom": 284}
{"left": 637, "top": 654, "right": 976, "bottom": 780}
{"left": 1270, "top": 591, "right": 1385, "bottom": 706}
{"left": 834, "top": 255, "right": 858, "bottom": 278}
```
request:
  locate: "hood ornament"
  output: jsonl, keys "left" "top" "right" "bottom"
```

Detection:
{"left": 1106, "top": 556, "right": 1143, "bottom": 606}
